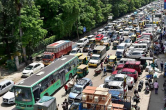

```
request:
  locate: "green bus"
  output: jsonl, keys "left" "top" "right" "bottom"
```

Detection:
{"left": 14, "top": 55, "right": 79, "bottom": 110}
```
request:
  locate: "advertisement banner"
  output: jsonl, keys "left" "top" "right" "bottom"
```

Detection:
{"left": 165, "top": 2, "right": 166, "bottom": 9}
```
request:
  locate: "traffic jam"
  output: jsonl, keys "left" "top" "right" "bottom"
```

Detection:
{"left": 0, "top": 1, "right": 164, "bottom": 110}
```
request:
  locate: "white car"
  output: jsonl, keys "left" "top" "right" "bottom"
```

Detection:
{"left": 124, "top": 39, "right": 132, "bottom": 47}
{"left": 22, "top": 62, "right": 44, "bottom": 77}
{"left": 69, "top": 47, "right": 81, "bottom": 55}
{"left": 119, "top": 29, "right": 123, "bottom": 35}
{"left": 126, "top": 50, "right": 146, "bottom": 59}
{"left": 0, "top": 80, "right": 14, "bottom": 95}
{"left": 123, "top": 28, "right": 130, "bottom": 35}
{"left": 77, "top": 38, "right": 89, "bottom": 47}
{"left": 101, "top": 37, "right": 111, "bottom": 44}
{"left": 104, "top": 74, "right": 134, "bottom": 87}
{"left": 2, "top": 87, "right": 15, "bottom": 104}
{"left": 87, "top": 35, "right": 95, "bottom": 40}
{"left": 99, "top": 81, "right": 128, "bottom": 94}
{"left": 97, "top": 28, "right": 105, "bottom": 34}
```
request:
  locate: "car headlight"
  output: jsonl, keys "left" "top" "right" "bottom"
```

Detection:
{"left": 10, "top": 98, "right": 15, "bottom": 100}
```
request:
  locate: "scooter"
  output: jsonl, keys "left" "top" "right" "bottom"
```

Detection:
{"left": 138, "top": 80, "right": 144, "bottom": 92}
{"left": 132, "top": 104, "right": 140, "bottom": 110}
{"left": 133, "top": 93, "right": 140, "bottom": 104}
{"left": 145, "top": 85, "right": 150, "bottom": 94}
{"left": 104, "top": 57, "right": 108, "bottom": 64}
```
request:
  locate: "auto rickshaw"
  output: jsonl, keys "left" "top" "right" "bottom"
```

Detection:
{"left": 96, "top": 40, "right": 102, "bottom": 46}
{"left": 102, "top": 43, "right": 110, "bottom": 51}
{"left": 136, "top": 30, "right": 141, "bottom": 36}
{"left": 140, "top": 57, "right": 153, "bottom": 69}
{"left": 131, "top": 28, "right": 136, "bottom": 34}
{"left": 77, "top": 64, "right": 89, "bottom": 78}
{"left": 79, "top": 56, "right": 89, "bottom": 65}
{"left": 106, "top": 56, "right": 117, "bottom": 71}
{"left": 113, "top": 41, "right": 119, "bottom": 50}
{"left": 89, "top": 38, "right": 96, "bottom": 44}
{"left": 139, "top": 21, "right": 145, "bottom": 29}
{"left": 75, "top": 53, "right": 83, "bottom": 58}
{"left": 130, "top": 35, "right": 136, "bottom": 43}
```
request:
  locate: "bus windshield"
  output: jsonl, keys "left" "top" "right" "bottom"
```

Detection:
{"left": 14, "top": 86, "right": 32, "bottom": 102}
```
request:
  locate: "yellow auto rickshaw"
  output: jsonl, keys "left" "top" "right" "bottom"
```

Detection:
{"left": 75, "top": 53, "right": 83, "bottom": 58}
{"left": 79, "top": 56, "right": 89, "bottom": 65}
{"left": 113, "top": 41, "right": 119, "bottom": 50}
{"left": 77, "top": 64, "right": 89, "bottom": 78}
{"left": 89, "top": 38, "right": 96, "bottom": 44}
{"left": 131, "top": 28, "right": 136, "bottom": 34}
{"left": 106, "top": 56, "right": 117, "bottom": 71}
{"left": 130, "top": 35, "right": 137, "bottom": 43}
{"left": 102, "top": 43, "right": 110, "bottom": 51}
{"left": 96, "top": 40, "right": 102, "bottom": 46}
{"left": 139, "top": 21, "right": 145, "bottom": 29}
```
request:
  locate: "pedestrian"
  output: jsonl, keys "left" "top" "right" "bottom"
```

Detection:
{"left": 161, "top": 61, "right": 164, "bottom": 71}
{"left": 162, "top": 46, "right": 165, "bottom": 54}
{"left": 154, "top": 80, "right": 159, "bottom": 94}
{"left": 101, "top": 62, "right": 103, "bottom": 70}
{"left": 64, "top": 98, "right": 69, "bottom": 110}
{"left": 103, "top": 66, "right": 107, "bottom": 76}
{"left": 62, "top": 102, "right": 66, "bottom": 110}
{"left": 64, "top": 84, "right": 68, "bottom": 95}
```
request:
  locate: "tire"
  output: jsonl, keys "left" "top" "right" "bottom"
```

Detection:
{"left": 30, "top": 73, "right": 33, "bottom": 76}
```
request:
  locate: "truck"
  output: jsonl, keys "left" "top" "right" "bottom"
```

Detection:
{"left": 42, "top": 40, "right": 72, "bottom": 66}
{"left": 88, "top": 46, "right": 106, "bottom": 67}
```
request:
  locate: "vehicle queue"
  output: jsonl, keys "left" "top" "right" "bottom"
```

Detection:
{"left": 0, "top": 1, "right": 164, "bottom": 110}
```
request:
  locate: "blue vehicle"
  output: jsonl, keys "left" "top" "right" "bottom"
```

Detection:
{"left": 68, "top": 78, "right": 93, "bottom": 104}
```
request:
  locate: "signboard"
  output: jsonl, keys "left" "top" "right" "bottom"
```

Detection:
{"left": 83, "top": 27, "right": 86, "bottom": 32}
{"left": 108, "top": 16, "right": 112, "bottom": 20}
{"left": 165, "top": 2, "right": 166, "bottom": 9}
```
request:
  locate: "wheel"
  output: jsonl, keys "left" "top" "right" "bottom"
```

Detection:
{"left": 30, "top": 73, "right": 33, "bottom": 76}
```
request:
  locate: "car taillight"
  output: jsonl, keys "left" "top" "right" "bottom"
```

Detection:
{"left": 131, "top": 81, "right": 133, "bottom": 84}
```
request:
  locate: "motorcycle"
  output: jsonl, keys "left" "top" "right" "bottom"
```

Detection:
{"left": 138, "top": 80, "right": 144, "bottom": 92}
{"left": 145, "top": 85, "right": 150, "bottom": 94}
{"left": 132, "top": 104, "right": 140, "bottom": 110}
{"left": 133, "top": 93, "right": 140, "bottom": 104}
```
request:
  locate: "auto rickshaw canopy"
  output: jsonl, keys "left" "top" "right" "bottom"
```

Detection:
{"left": 79, "top": 56, "right": 87, "bottom": 60}
{"left": 103, "top": 43, "right": 109, "bottom": 46}
{"left": 75, "top": 53, "right": 83, "bottom": 57}
{"left": 77, "top": 64, "right": 88, "bottom": 69}
{"left": 89, "top": 38, "right": 96, "bottom": 43}
{"left": 109, "top": 56, "right": 117, "bottom": 60}
{"left": 113, "top": 41, "right": 119, "bottom": 46}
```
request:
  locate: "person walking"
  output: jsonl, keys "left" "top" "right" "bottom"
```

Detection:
{"left": 154, "top": 80, "right": 159, "bottom": 94}
{"left": 64, "top": 84, "right": 68, "bottom": 95}
{"left": 103, "top": 66, "right": 107, "bottom": 76}
{"left": 101, "top": 62, "right": 103, "bottom": 70}
{"left": 62, "top": 102, "right": 66, "bottom": 110}
{"left": 64, "top": 99, "right": 69, "bottom": 110}
{"left": 161, "top": 61, "right": 164, "bottom": 71}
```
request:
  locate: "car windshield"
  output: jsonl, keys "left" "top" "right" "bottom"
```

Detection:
{"left": 129, "top": 33, "right": 134, "bottom": 36}
{"left": 43, "top": 55, "right": 51, "bottom": 59}
{"left": 71, "top": 86, "right": 83, "bottom": 94}
{"left": 85, "top": 45, "right": 89, "bottom": 48}
{"left": 116, "top": 52, "right": 123, "bottom": 55}
{"left": 124, "top": 29, "right": 129, "bottom": 31}
{"left": 125, "top": 39, "right": 130, "bottom": 43}
{"left": 70, "top": 50, "right": 77, "bottom": 53}
{"left": 91, "top": 56, "right": 99, "bottom": 60}
{"left": 14, "top": 87, "right": 32, "bottom": 102}
{"left": 103, "top": 37, "right": 107, "bottom": 40}
{"left": 25, "top": 65, "right": 33, "bottom": 70}
{"left": 96, "top": 35, "right": 101, "bottom": 38}
{"left": 113, "top": 77, "right": 124, "bottom": 81}
{"left": 117, "top": 46, "right": 124, "bottom": 49}
{"left": 112, "top": 35, "right": 117, "bottom": 38}
{"left": 129, "top": 26, "right": 133, "bottom": 28}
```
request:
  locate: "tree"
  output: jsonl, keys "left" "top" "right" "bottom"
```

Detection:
{"left": 128, "top": 0, "right": 135, "bottom": 12}
{"left": 18, "top": 4, "right": 47, "bottom": 57}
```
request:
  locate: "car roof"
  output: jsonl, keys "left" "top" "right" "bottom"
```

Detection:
{"left": 80, "top": 38, "right": 87, "bottom": 40}
{"left": 125, "top": 61, "right": 141, "bottom": 65}
{"left": 29, "top": 62, "right": 39, "bottom": 66}
{"left": 72, "top": 47, "right": 79, "bottom": 50}
{"left": 75, "top": 78, "right": 90, "bottom": 87}
{"left": 0, "top": 80, "right": 13, "bottom": 85}
{"left": 118, "top": 43, "right": 126, "bottom": 46}
{"left": 115, "top": 74, "right": 127, "bottom": 78}
{"left": 108, "top": 81, "right": 123, "bottom": 86}
{"left": 122, "top": 68, "right": 136, "bottom": 72}
{"left": 132, "top": 50, "right": 144, "bottom": 53}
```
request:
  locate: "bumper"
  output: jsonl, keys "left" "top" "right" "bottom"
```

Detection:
{"left": 88, "top": 63, "right": 97, "bottom": 67}
{"left": 22, "top": 74, "right": 30, "bottom": 77}
{"left": 43, "top": 62, "right": 50, "bottom": 66}
{"left": 3, "top": 100, "right": 15, "bottom": 104}
{"left": 16, "top": 106, "right": 33, "bottom": 110}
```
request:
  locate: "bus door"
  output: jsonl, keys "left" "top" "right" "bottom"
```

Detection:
{"left": 59, "top": 69, "right": 66, "bottom": 85}
{"left": 33, "top": 87, "right": 41, "bottom": 103}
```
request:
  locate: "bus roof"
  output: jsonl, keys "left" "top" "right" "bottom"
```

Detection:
{"left": 94, "top": 46, "right": 106, "bottom": 50}
{"left": 47, "top": 40, "right": 71, "bottom": 49}
{"left": 18, "top": 55, "right": 76, "bottom": 87}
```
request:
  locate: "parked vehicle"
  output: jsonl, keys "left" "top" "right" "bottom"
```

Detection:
{"left": 88, "top": 46, "right": 106, "bottom": 67}
{"left": 68, "top": 78, "right": 93, "bottom": 103}
{"left": 112, "top": 68, "right": 138, "bottom": 81}
{"left": 42, "top": 40, "right": 72, "bottom": 66}
{"left": 0, "top": 80, "right": 14, "bottom": 96}
{"left": 77, "top": 38, "right": 89, "bottom": 47}
{"left": 69, "top": 47, "right": 81, "bottom": 55}
{"left": 124, "top": 61, "right": 142, "bottom": 74}
{"left": 22, "top": 63, "right": 44, "bottom": 77}
{"left": 104, "top": 74, "right": 134, "bottom": 87}
{"left": 2, "top": 87, "right": 15, "bottom": 104}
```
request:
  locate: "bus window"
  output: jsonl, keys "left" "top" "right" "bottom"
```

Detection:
{"left": 14, "top": 87, "right": 32, "bottom": 102}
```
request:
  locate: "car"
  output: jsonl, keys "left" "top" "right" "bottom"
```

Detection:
{"left": 128, "top": 32, "right": 136, "bottom": 38}
{"left": 124, "top": 39, "right": 132, "bottom": 47}
{"left": 2, "top": 87, "right": 15, "bottom": 104}
{"left": 104, "top": 74, "right": 134, "bottom": 87}
{"left": 69, "top": 47, "right": 81, "bottom": 55}
{"left": 87, "top": 35, "right": 95, "bottom": 40}
{"left": 112, "top": 68, "right": 138, "bottom": 81}
{"left": 101, "top": 31, "right": 107, "bottom": 37}
{"left": 97, "top": 28, "right": 105, "bottom": 34}
{"left": 95, "top": 34, "right": 104, "bottom": 41}
{"left": 83, "top": 43, "right": 95, "bottom": 52}
{"left": 128, "top": 25, "right": 133, "bottom": 30}
{"left": 77, "top": 38, "right": 89, "bottom": 47}
{"left": 111, "top": 34, "right": 118, "bottom": 42}
{"left": 117, "top": 58, "right": 136, "bottom": 65}
{"left": 68, "top": 78, "right": 93, "bottom": 103}
{"left": 107, "top": 30, "right": 115, "bottom": 38}
{"left": 0, "top": 80, "right": 14, "bottom": 96}
{"left": 125, "top": 50, "right": 146, "bottom": 59}
{"left": 123, "top": 28, "right": 130, "bottom": 35}
{"left": 117, "top": 43, "right": 127, "bottom": 52}
{"left": 22, "top": 62, "right": 44, "bottom": 77}
{"left": 119, "top": 29, "right": 123, "bottom": 35}
{"left": 99, "top": 81, "right": 128, "bottom": 94}
{"left": 101, "top": 37, "right": 111, "bottom": 44}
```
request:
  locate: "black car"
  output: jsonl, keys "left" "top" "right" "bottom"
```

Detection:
{"left": 83, "top": 43, "right": 95, "bottom": 52}
{"left": 107, "top": 30, "right": 114, "bottom": 38}
{"left": 111, "top": 34, "right": 118, "bottom": 42}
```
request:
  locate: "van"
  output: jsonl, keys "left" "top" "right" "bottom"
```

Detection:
{"left": 77, "top": 38, "right": 89, "bottom": 47}
{"left": 117, "top": 43, "right": 127, "bottom": 52}
{"left": 129, "top": 43, "right": 148, "bottom": 53}
{"left": 0, "top": 80, "right": 14, "bottom": 95}
{"left": 117, "top": 58, "right": 136, "bottom": 65}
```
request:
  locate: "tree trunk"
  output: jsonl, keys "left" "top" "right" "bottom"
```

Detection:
{"left": 4, "top": 38, "right": 11, "bottom": 59}
{"left": 15, "top": 56, "right": 19, "bottom": 70}
{"left": 22, "top": 47, "right": 27, "bottom": 64}
{"left": 76, "top": 21, "right": 79, "bottom": 40}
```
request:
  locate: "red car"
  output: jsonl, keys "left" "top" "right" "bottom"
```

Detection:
{"left": 124, "top": 61, "right": 142, "bottom": 74}
{"left": 112, "top": 68, "right": 138, "bottom": 81}
{"left": 116, "top": 64, "right": 124, "bottom": 70}
{"left": 95, "top": 34, "right": 104, "bottom": 41}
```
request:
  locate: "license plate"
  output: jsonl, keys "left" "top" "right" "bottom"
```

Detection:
{"left": 21, "top": 107, "right": 25, "bottom": 109}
